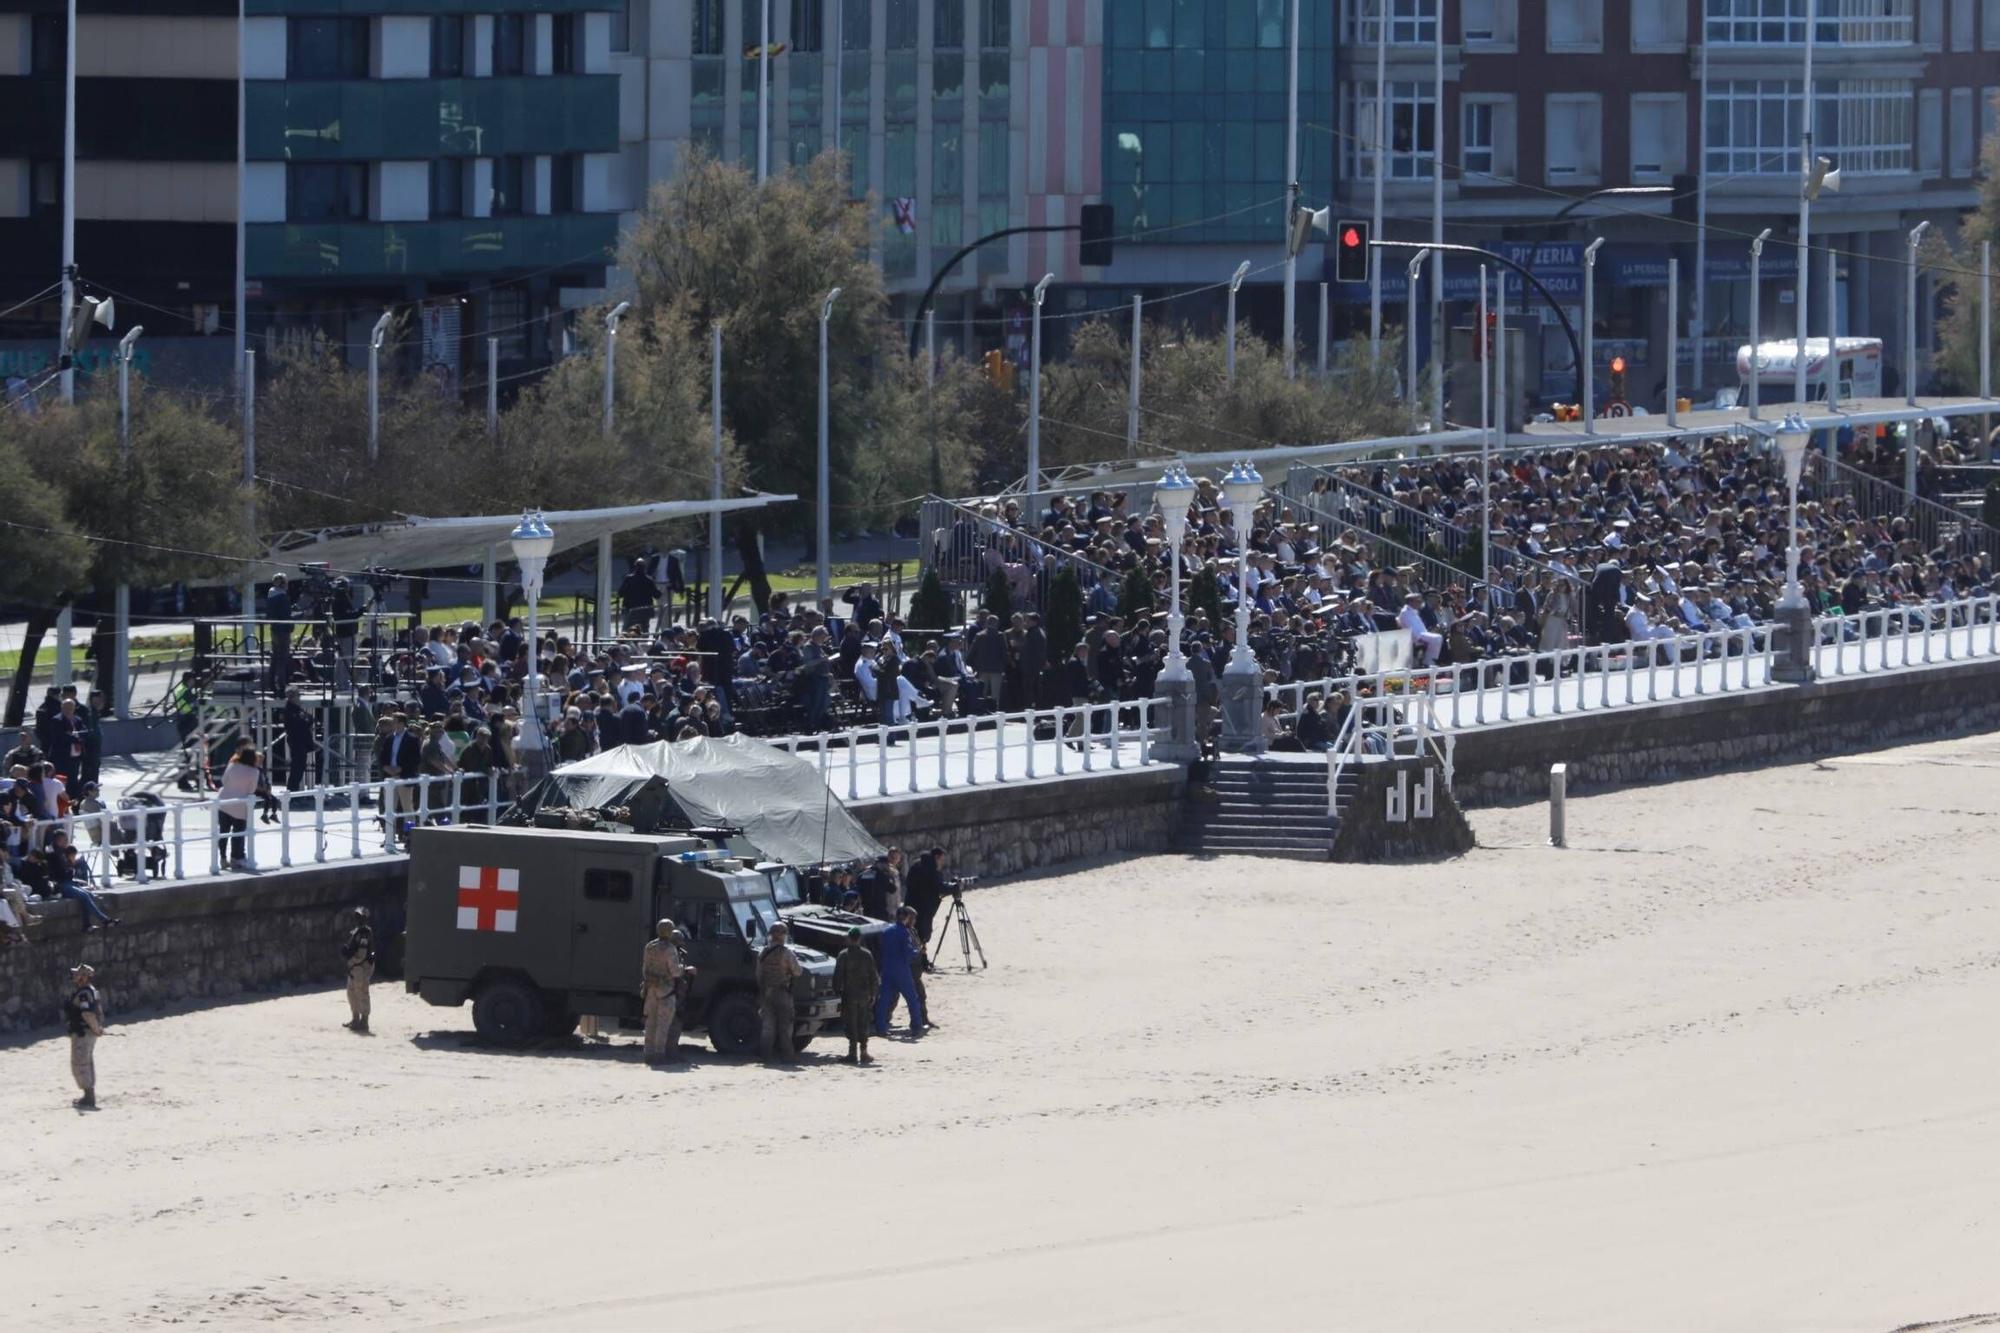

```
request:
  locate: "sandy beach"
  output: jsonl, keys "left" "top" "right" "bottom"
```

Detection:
{"left": 5, "top": 729, "right": 2000, "bottom": 1332}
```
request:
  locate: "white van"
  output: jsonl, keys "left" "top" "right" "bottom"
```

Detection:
{"left": 1733, "top": 338, "right": 1883, "bottom": 405}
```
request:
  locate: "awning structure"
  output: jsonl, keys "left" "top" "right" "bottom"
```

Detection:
{"left": 255, "top": 494, "right": 796, "bottom": 581}
{"left": 1513, "top": 396, "right": 2000, "bottom": 448}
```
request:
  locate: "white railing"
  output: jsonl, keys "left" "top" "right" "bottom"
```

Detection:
{"left": 41, "top": 772, "right": 508, "bottom": 892}
{"left": 1325, "top": 694, "right": 1457, "bottom": 817}
{"left": 1267, "top": 594, "right": 2000, "bottom": 735}
{"left": 768, "top": 696, "right": 1167, "bottom": 801}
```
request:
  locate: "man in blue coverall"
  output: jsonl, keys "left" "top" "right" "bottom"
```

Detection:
{"left": 874, "top": 904, "right": 926, "bottom": 1038}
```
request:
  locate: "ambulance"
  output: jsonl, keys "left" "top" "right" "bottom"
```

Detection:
{"left": 1733, "top": 337, "right": 1883, "bottom": 405}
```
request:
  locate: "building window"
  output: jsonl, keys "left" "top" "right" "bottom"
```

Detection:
{"left": 551, "top": 153, "right": 580, "bottom": 212}
{"left": 886, "top": 0, "right": 917, "bottom": 48}
{"left": 1342, "top": 0, "right": 1437, "bottom": 46}
{"left": 553, "top": 15, "right": 582, "bottom": 73}
{"left": 288, "top": 17, "right": 369, "bottom": 79}
{"left": 1918, "top": 87, "right": 1943, "bottom": 171}
{"left": 1629, "top": 93, "right": 1686, "bottom": 179}
{"left": 693, "top": 0, "right": 724, "bottom": 55}
{"left": 1630, "top": 0, "right": 1685, "bottom": 49}
{"left": 432, "top": 16, "right": 466, "bottom": 77}
{"left": 1460, "top": 0, "right": 1517, "bottom": 46}
{"left": 288, "top": 163, "right": 369, "bottom": 221}
{"left": 1544, "top": 93, "right": 1602, "bottom": 184}
{"left": 491, "top": 154, "right": 526, "bottom": 215}
{"left": 431, "top": 159, "right": 465, "bottom": 218}
{"left": 1703, "top": 0, "right": 1902, "bottom": 46}
{"left": 1461, "top": 97, "right": 1516, "bottom": 181}
{"left": 492, "top": 14, "right": 526, "bottom": 75}
{"left": 791, "top": 0, "right": 823, "bottom": 51}
{"left": 935, "top": 0, "right": 964, "bottom": 48}
{"left": 611, "top": 0, "right": 633, "bottom": 52}
{"left": 1546, "top": 0, "right": 1603, "bottom": 51}
{"left": 842, "top": 0, "right": 870, "bottom": 47}
{"left": 583, "top": 869, "right": 633, "bottom": 901}
{"left": 1704, "top": 78, "right": 1910, "bottom": 176}
{"left": 980, "top": 0, "right": 1009, "bottom": 49}
{"left": 1949, "top": 86, "right": 1975, "bottom": 175}
{"left": 1342, "top": 81, "right": 1436, "bottom": 180}
{"left": 31, "top": 13, "right": 64, "bottom": 74}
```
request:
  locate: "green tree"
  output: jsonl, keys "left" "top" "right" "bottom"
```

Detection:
{"left": 1928, "top": 127, "right": 2000, "bottom": 395}
{"left": 1117, "top": 563, "right": 1155, "bottom": 619}
{"left": 1044, "top": 565, "right": 1084, "bottom": 660}
{"left": 982, "top": 565, "right": 1012, "bottom": 619}
{"left": 1186, "top": 564, "right": 1225, "bottom": 634}
{"left": 908, "top": 565, "right": 955, "bottom": 632}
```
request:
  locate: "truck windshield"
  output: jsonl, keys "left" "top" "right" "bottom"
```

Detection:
{"left": 763, "top": 865, "right": 803, "bottom": 907}
{"left": 731, "top": 896, "right": 782, "bottom": 943}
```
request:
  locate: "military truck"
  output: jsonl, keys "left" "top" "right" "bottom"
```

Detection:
{"left": 403, "top": 825, "right": 843, "bottom": 1053}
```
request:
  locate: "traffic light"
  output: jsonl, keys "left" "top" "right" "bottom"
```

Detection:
{"left": 1607, "top": 355, "right": 1628, "bottom": 404}
{"left": 1079, "top": 203, "right": 1115, "bottom": 268}
{"left": 1334, "top": 220, "right": 1370, "bottom": 284}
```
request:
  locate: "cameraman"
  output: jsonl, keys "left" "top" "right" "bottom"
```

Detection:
{"left": 904, "top": 845, "right": 948, "bottom": 947}
{"left": 330, "top": 577, "right": 361, "bottom": 689}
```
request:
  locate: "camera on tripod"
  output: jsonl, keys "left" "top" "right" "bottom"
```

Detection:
{"left": 946, "top": 875, "right": 977, "bottom": 898}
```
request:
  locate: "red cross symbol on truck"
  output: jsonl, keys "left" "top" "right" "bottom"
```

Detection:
{"left": 457, "top": 865, "right": 520, "bottom": 933}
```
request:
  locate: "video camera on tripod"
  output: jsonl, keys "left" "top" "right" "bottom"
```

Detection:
{"left": 930, "top": 876, "right": 987, "bottom": 972}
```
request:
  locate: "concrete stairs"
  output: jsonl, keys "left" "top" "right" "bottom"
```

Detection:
{"left": 1173, "top": 757, "right": 1356, "bottom": 859}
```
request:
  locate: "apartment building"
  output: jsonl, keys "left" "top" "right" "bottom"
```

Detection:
{"left": 0, "top": 0, "right": 622, "bottom": 389}
{"left": 1336, "top": 0, "right": 1995, "bottom": 406}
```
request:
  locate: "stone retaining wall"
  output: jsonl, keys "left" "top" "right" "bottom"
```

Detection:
{"left": 1449, "top": 656, "right": 2000, "bottom": 807}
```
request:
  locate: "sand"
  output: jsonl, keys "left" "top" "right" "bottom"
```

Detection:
{"left": 6, "top": 730, "right": 2000, "bottom": 1332}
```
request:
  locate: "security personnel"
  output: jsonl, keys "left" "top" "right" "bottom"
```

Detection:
{"left": 340, "top": 908, "right": 376, "bottom": 1032}
{"left": 664, "top": 927, "right": 695, "bottom": 1053}
{"left": 756, "top": 920, "right": 803, "bottom": 1063}
{"left": 641, "top": 919, "right": 685, "bottom": 1065}
{"left": 281, "top": 686, "right": 317, "bottom": 793}
{"left": 874, "top": 906, "right": 926, "bottom": 1038}
{"left": 64, "top": 962, "right": 106, "bottom": 1110}
{"left": 832, "top": 926, "right": 880, "bottom": 1065}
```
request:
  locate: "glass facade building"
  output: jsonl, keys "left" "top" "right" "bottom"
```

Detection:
{"left": 1102, "top": 0, "right": 1334, "bottom": 246}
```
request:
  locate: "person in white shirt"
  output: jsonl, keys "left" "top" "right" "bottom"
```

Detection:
{"left": 1396, "top": 593, "right": 1443, "bottom": 667}
{"left": 1625, "top": 599, "right": 1681, "bottom": 664}
{"left": 852, "top": 644, "right": 881, "bottom": 704}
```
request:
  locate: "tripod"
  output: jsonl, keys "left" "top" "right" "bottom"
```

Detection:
{"left": 928, "top": 889, "right": 988, "bottom": 973}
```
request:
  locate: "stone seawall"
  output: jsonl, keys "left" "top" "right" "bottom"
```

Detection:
{"left": 2, "top": 860, "right": 407, "bottom": 1036}
{"left": 851, "top": 765, "right": 1186, "bottom": 878}
{"left": 0, "top": 766, "right": 1182, "bottom": 1034}
{"left": 1449, "top": 656, "right": 2000, "bottom": 807}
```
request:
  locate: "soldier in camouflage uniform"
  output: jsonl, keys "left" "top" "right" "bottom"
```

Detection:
{"left": 756, "top": 920, "right": 803, "bottom": 1063}
{"left": 664, "top": 926, "right": 694, "bottom": 1052}
{"left": 640, "top": 918, "right": 684, "bottom": 1065}
{"left": 64, "top": 962, "right": 106, "bottom": 1109}
{"left": 340, "top": 907, "right": 376, "bottom": 1032}
{"left": 832, "top": 926, "right": 879, "bottom": 1065}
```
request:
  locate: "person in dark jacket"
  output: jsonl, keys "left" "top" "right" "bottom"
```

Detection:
{"left": 694, "top": 619, "right": 736, "bottom": 716}
{"left": 619, "top": 696, "right": 650, "bottom": 746}
{"left": 280, "top": 686, "right": 318, "bottom": 790}
{"left": 967, "top": 615, "right": 1008, "bottom": 712}
{"left": 903, "top": 846, "right": 948, "bottom": 944}
{"left": 618, "top": 558, "right": 658, "bottom": 634}
{"left": 265, "top": 574, "right": 294, "bottom": 691}
{"left": 1018, "top": 613, "right": 1049, "bottom": 708}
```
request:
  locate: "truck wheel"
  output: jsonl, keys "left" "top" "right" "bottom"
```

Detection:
{"left": 707, "top": 992, "right": 761, "bottom": 1057}
{"left": 791, "top": 1032, "right": 814, "bottom": 1053}
{"left": 472, "top": 978, "right": 546, "bottom": 1046}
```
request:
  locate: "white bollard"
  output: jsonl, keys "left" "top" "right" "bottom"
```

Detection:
{"left": 1549, "top": 762, "right": 1567, "bottom": 848}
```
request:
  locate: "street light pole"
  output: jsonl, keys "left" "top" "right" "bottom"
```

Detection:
{"left": 1748, "top": 227, "right": 1772, "bottom": 420}
{"left": 1406, "top": 248, "right": 1427, "bottom": 431}
{"left": 510, "top": 510, "right": 556, "bottom": 775}
{"left": 1429, "top": 0, "right": 1443, "bottom": 432}
{"left": 1795, "top": 15, "right": 1817, "bottom": 407}
{"left": 1906, "top": 220, "right": 1930, "bottom": 408}
{"left": 1771, "top": 413, "right": 1815, "bottom": 684}
{"left": 1028, "top": 272, "right": 1052, "bottom": 514}
{"left": 1369, "top": 0, "right": 1387, "bottom": 367}
{"left": 113, "top": 324, "right": 143, "bottom": 719}
{"left": 756, "top": 0, "right": 771, "bottom": 183}
{"left": 1127, "top": 293, "right": 1143, "bottom": 450}
{"left": 1583, "top": 237, "right": 1603, "bottom": 434}
{"left": 1219, "top": 461, "right": 1267, "bottom": 755}
{"left": 366, "top": 309, "right": 392, "bottom": 461}
{"left": 816, "top": 286, "right": 841, "bottom": 607}
{"left": 710, "top": 321, "right": 725, "bottom": 622}
{"left": 1153, "top": 465, "right": 1198, "bottom": 763}
{"left": 58, "top": 0, "right": 77, "bottom": 403}
{"left": 1226, "top": 260, "right": 1251, "bottom": 384}
{"left": 1282, "top": 0, "right": 1300, "bottom": 380}
{"left": 602, "top": 300, "right": 630, "bottom": 438}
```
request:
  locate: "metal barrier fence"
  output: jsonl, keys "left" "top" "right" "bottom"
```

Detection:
{"left": 1266, "top": 593, "right": 2000, "bottom": 733}
{"left": 767, "top": 696, "right": 1166, "bottom": 801}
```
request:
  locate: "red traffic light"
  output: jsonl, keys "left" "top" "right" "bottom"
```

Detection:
{"left": 1341, "top": 226, "right": 1363, "bottom": 249}
{"left": 1609, "top": 356, "right": 1626, "bottom": 374}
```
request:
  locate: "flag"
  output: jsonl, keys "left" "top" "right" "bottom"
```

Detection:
{"left": 892, "top": 197, "right": 918, "bottom": 235}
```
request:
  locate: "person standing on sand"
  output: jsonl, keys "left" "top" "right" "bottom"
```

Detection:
{"left": 757, "top": 921, "right": 803, "bottom": 1064}
{"left": 64, "top": 962, "right": 106, "bottom": 1110}
{"left": 341, "top": 908, "right": 376, "bottom": 1032}
{"left": 641, "top": 919, "right": 684, "bottom": 1065}
{"left": 833, "top": 926, "right": 879, "bottom": 1065}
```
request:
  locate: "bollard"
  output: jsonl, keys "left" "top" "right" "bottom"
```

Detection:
{"left": 1549, "top": 762, "right": 1567, "bottom": 848}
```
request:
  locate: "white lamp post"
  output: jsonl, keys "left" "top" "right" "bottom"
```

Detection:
{"left": 602, "top": 300, "right": 631, "bottom": 438}
{"left": 1226, "top": 261, "right": 1252, "bottom": 385}
{"left": 366, "top": 309, "right": 393, "bottom": 461}
{"left": 1152, "top": 464, "right": 1199, "bottom": 762}
{"left": 113, "top": 324, "right": 143, "bottom": 718}
{"left": 1028, "top": 272, "right": 1053, "bottom": 513}
{"left": 816, "top": 286, "right": 841, "bottom": 607}
{"left": 1218, "top": 460, "right": 1266, "bottom": 753}
{"left": 1771, "top": 413, "right": 1816, "bottom": 683}
{"left": 510, "top": 509, "right": 556, "bottom": 771}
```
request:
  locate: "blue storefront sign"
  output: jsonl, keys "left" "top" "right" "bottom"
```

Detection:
{"left": 1340, "top": 240, "right": 1583, "bottom": 304}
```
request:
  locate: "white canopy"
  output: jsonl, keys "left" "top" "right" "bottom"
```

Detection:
{"left": 256, "top": 494, "right": 796, "bottom": 580}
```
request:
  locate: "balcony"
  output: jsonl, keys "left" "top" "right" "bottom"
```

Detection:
{"left": 246, "top": 213, "right": 619, "bottom": 281}
{"left": 246, "top": 75, "right": 618, "bottom": 163}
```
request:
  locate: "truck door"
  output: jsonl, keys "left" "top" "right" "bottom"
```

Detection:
{"left": 664, "top": 896, "right": 743, "bottom": 977}
{"left": 570, "top": 859, "right": 643, "bottom": 992}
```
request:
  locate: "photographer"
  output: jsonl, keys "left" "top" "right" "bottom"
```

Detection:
{"left": 904, "top": 845, "right": 948, "bottom": 945}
